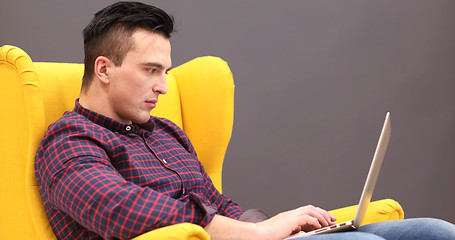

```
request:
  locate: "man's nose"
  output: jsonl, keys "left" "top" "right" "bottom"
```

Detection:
{"left": 154, "top": 74, "right": 168, "bottom": 94}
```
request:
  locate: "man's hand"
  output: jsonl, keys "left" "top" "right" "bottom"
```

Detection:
{"left": 204, "top": 205, "right": 336, "bottom": 240}
{"left": 255, "top": 205, "right": 337, "bottom": 239}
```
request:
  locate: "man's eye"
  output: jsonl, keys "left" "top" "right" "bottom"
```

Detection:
{"left": 148, "top": 68, "right": 158, "bottom": 74}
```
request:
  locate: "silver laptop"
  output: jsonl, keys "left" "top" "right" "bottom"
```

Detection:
{"left": 286, "top": 112, "right": 391, "bottom": 239}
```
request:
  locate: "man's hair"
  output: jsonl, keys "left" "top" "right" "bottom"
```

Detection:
{"left": 81, "top": 1, "right": 174, "bottom": 91}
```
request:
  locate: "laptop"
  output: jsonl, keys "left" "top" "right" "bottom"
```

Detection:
{"left": 286, "top": 112, "right": 391, "bottom": 239}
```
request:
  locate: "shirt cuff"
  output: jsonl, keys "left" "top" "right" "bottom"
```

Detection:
{"left": 188, "top": 193, "right": 217, "bottom": 227}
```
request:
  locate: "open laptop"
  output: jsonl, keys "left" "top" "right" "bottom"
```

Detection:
{"left": 286, "top": 112, "right": 391, "bottom": 239}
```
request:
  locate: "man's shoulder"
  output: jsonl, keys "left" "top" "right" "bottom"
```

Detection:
{"left": 44, "top": 111, "right": 107, "bottom": 143}
{"left": 49, "top": 111, "right": 100, "bottom": 132}
{"left": 37, "top": 111, "right": 112, "bottom": 162}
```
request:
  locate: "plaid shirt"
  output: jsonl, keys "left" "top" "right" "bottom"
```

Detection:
{"left": 35, "top": 100, "right": 244, "bottom": 240}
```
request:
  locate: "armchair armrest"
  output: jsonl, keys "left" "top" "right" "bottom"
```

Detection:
{"left": 329, "top": 199, "right": 404, "bottom": 226}
{"left": 131, "top": 199, "right": 403, "bottom": 239}
{"left": 130, "top": 223, "right": 209, "bottom": 240}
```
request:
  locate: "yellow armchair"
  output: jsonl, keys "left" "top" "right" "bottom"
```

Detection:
{"left": 0, "top": 45, "right": 403, "bottom": 239}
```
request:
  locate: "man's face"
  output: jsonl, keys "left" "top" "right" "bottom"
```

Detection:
{"left": 105, "top": 29, "right": 172, "bottom": 124}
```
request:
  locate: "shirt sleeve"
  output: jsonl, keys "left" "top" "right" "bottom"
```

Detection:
{"left": 38, "top": 131, "right": 215, "bottom": 240}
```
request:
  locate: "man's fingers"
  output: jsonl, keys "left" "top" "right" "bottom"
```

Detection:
{"left": 312, "top": 210, "right": 330, "bottom": 227}
{"left": 300, "top": 215, "right": 321, "bottom": 232}
{"left": 315, "top": 207, "right": 336, "bottom": 226}
{"left": 296, "top": 205, "right": 335, "bottom": 228}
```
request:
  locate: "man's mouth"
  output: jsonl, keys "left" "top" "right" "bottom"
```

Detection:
{"left": 145, "top": 99, "right": 158, "bottom": 109}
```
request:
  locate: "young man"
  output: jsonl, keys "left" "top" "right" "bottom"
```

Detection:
{"left": 35, "top": 1, "right": 455, "bottom": 240}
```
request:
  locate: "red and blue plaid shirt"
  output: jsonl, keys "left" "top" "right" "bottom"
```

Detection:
{"left": 35, "top": 100, "right": 244, "bottom": 240}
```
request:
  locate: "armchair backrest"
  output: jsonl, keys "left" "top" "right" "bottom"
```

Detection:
{"left": 0, "top": 45, "right": 234, "bottom": 239}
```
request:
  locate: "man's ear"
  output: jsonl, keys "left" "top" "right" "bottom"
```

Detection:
{"left": 94, "top": 56, "right": 112, "bottom": 84}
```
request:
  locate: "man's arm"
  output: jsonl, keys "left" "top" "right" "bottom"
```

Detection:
{"left": 204, "top": 205, "right": 337, "bottom": 240}
{"left": 42, "top": 156, "right": 215, "bottom": 239}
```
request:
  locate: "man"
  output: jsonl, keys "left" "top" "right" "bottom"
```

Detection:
{"left": 35, "top": 1, "right": 455, "bottom": 240}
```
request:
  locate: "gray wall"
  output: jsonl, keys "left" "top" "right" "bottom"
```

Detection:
{"left": 2, "top": 0, "right": 454, "bottom": 223}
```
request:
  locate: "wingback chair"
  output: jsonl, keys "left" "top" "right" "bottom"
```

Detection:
{"left": 0, "top": 45, "right": 404, "bottom": 240}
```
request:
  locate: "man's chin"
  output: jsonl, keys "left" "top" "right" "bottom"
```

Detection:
{"left": 133, "top": 115, "right": 152, "bottom": 125}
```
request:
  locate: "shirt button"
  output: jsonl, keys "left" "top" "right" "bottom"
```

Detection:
{"left": 125, "top": 126, "right": 132, "bottom": 131}
{"left": 182, "top": 188, "right": 186, "bottom": 195}
{"left": 162, "top": 158, "right": 167, "bottom": 164}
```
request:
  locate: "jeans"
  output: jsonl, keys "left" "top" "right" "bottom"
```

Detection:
{"left": 295, "top": 218, "right": 455, "bottom": 240}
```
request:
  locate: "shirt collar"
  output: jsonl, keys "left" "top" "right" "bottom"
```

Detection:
{"left": 73, "top": 99, "right": 155, "bottom": 134}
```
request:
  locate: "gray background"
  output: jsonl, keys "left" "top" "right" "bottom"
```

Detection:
{"left": 2, "top": 0, "right": 454, "bottom": 223}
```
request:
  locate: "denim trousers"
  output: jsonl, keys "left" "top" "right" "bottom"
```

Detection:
{"left": 296, "top": 218, "right": 455, "bottom": 240}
